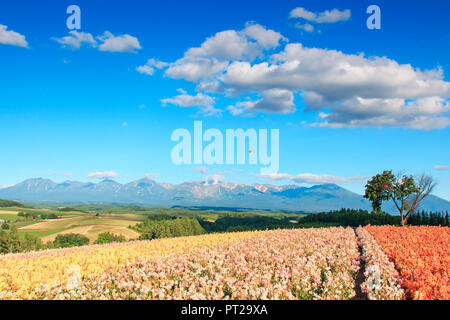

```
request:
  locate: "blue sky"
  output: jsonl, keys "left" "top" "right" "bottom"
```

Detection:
{"left": 1, "top": 0, "right": 450, "bottom": 199}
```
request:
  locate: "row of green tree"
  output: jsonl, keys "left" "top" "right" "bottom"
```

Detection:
{"left": 300, "top": 209, "right": 401, "bottom": 227}
{"left": 0, "top": 227, "right": 127, "bottom": 254}
{"left": 199, "top": 215, "right": 301, "bottom": 232}
{"left": 0, "top": 199, "right": 27, "bottom": 208}
{"left": 131, "top": 215, "right": 205, "bottom": 240}
{"left": 407, "top": 210, "right": 449, "bottom": 226}
{"left": 16, "top": 211, "right": 59, "bottom": 220}
{"left": 199, "top": 208, "right": 449, "bottom": 232}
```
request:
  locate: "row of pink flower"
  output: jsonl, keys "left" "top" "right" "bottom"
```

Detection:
{"left": 35, "top": 227, "right": 360, "bottom": 300}
{"left": 356, "top": 227, "right": 404, "bottom": 300}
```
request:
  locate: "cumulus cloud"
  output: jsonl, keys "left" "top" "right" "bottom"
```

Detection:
{"left": 98, "top": 31, "right": 141, "bottom": 52}
{"left": 145, "top": 22, "right": 450, "bottom": 129}
{"left": 186, "top": 30, "right": 258, "bottom": 61}
{"left": 312, "top": 96, "right": 450, "bottom": 129}
{"left": 53, "top": 31, "right": 97, "bottom": 49}
{"left": 295, "top": 23, "right": 315, "bottom": 33}
{"left": 165, "top": 57, "right": 229, "bottom": 82}
{"left": 434, "top": 165, "right": 450, "bottom": 171}
{"left": 0, "top": 25, "right": 28, "bottom": 47}
{"left": 259, "top": 172, "right": 366, "bottom": 184}
{"left": 289, "top": 7, "right": 351, "bottom": 23}
{"left": 87, "top": 171, "right": 118, "bottom": 179}
{"left": 54, "top": 30, "right": 141, "bottom": 53}
{"left": 136, "top": 58, "right": 169, "bottom": 75}
{"left": 227, "top": 89, "right": 295, "bottom": 115}
{"left": 242, "top": 22, "right": 287, "bottom": 50}
{"left": 162, "top": 23, "right": 287, "bottom": 82}
{"left": 218, "top": 43, "right": 450, "bottom": 128}
{"left": 161, "top": 89, "right": 221, "bottom": 116}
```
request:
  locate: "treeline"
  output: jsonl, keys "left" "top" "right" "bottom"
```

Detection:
{"left": 0, "top": 228, "right": 128, "bottom": 254}
{"left": 300, "top": 209, "right": 401, "bottom": 227}
{"left": 56, "top": 207, "right": 87, "bottom": 213}
{"left": 0, "top": 199, "right": 27, "bottom": 208}
{"left": 408, "top": 210, "right": 449, "bottom": 226}
{"left": 131, "top": 215, "right": 205, "bottom": 240}
{"left": 0, "top": 226, "right": 46, "bottom": 254}
{"left": 199, "top": 209, "right": 400, "bottom": 232}
{"left": 300, "top": 208, "right": 449, "bottom": 227}
{"left": 17, "top": 212, "right": 59, "bottom": 220}
{"left": 199, "top": 216, "right": 307, "bottom": 233}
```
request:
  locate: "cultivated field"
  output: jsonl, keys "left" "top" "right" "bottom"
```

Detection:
{"left": 0, "top": 226, "right": 447, "bottom": 300}
{"left": 18, "top": 215, "right": 140, "bottom": 242}
{"left": 0, "top": 207, "right": 143, "bottom": 243}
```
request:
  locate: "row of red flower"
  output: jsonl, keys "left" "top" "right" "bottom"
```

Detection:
{"left": 365, "top": 225, "right": 449, "bottom": 300}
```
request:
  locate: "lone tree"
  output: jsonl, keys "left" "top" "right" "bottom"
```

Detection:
{"left": 364, "top": 170, "right": 437, "bottom": 226}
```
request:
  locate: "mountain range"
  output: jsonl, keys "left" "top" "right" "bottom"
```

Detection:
{"left": 0, "top": 178, "right": 449, "bottom": 213}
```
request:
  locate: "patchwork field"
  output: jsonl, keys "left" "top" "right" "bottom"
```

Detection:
{"left": 17, "top": 215, "right": 141, "bottom": 242}
{"left": 0, "top": 226, "right": 447, "bottom": 300}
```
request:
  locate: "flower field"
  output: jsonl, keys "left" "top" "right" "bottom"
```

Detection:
{"left": 365, "top": 226, "right": 449, "bottom": 300}
{"left": 0, "top": 231, "right": 262, "bottom": 299}
{"left": 0, "top": 225, "right": 448, "bottom": 300}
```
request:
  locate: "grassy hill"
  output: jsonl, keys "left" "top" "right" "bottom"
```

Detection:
{"left": 0, "top": 199, "right": 27, "bottom": 208}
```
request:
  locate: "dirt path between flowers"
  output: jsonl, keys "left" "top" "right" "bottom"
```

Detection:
{"left": 353, "top": 229, "right": 368, "bottom": 300}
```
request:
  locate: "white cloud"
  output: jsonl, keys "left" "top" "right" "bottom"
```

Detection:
{"left": 0, "top": 184, "right": 13, "bottom": 189}
{"left": 54, "top": 31, "right": 97, "bottom": 49}
{"left": 143, "top": 173, "right": 160, "bottom": 179}
{"left": 161, "top": 89, "right": 221, "bottom": 116}
{"left": 165, "top": 57, "right": 229, "bottom": 82}
{"left": 0, "top": 25, "right": 28, "bottom": 47}
{"left": 259, "top": 172, "right": 366, "bottom": 184}
{"left": 122, "top": 121, "right": 128, "bottom": 127}
{"left": 227, "top": 100, "right": 255, "bottom": 116}
{"left": 146, "top": 23, "right": 450, "bottom": 129}
{"left": 136, "top": 65, "right": 154, "bottom": 75}
{"left": 434, "top": 165, "right": 450, "bottom": 171}
{"left": 185, "top": 30, "right": 258, "bottom": 61}
{"left": 227, "top": 89, "right": 295, "bottom": 115}
{"left": 87, "top": 171, "right": 118, "bottom": 179}
{"left": 97, "top": 31, "right": 141, "bottom": 52}
{"left": 221, "top": 43, "right": 450, "bottom": 99}
{"left": 218, "top": 43, "right": 450, "bottom": 129}
{"left": 295, "top": 23, "right": 315, "bottom": 32}
{"left": 312, "top": 96, "right": 450, "bottom": 129}
{"left": 289, "top": 7, "right": 351, "bottom": 23}
{"left": 242, "top": 22, "right": 287, "bottom": 50}
{"left": 163, "top": 23, "right": 287, "bottom": 82}
{"left": 136, "top": 58, "right": 168, "bottom": 75}
{"left": 54, "top": 30, "right": 141, "bottom": 53}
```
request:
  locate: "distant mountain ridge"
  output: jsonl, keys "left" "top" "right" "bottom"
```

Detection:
{"left": 0, "top": 177, "right": 449, "bottom": 213}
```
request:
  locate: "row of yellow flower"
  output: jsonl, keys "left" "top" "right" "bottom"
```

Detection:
{"left": 33, "top": 227, "right": 360, "bottom": 300}
{"left": 0, "top": 231, "right": 263, "bottom": 299}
